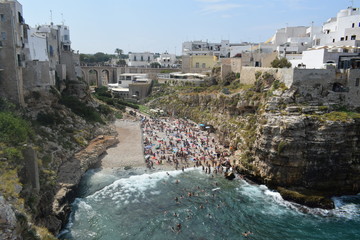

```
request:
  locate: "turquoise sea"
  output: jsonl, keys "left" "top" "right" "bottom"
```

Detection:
{"left": 59, "top": 167, "right": 360, "bottom": 240}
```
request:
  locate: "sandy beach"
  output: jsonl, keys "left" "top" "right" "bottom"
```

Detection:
{"left": 100, "top": 119, "right": 145, "bottom": 168}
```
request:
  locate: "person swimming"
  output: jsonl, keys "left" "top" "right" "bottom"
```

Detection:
{"left": 242, "top": 231, "right": 253, "bottom": 238}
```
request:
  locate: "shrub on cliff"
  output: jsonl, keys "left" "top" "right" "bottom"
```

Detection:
{"left": 60, "top": 95, "right": 104, "bottom": 124}
{"left": 0, "top": 112, "right": 33, "bottom": 145}
{"left": 95, "top": 86, "right": 112, "bottom": 98}
{"left": 271, "top": 57, "right": 292, "bottom": 68}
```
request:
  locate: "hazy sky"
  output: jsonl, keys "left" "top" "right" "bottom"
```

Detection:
{"left": 20, "top": 0, "right": 354, "bottom": 54}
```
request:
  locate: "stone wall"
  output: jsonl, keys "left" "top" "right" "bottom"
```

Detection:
{"left": 221, "top": 64, "right": 232, "bottom": 80}
{"left": 129, "top": 81, "right": 152, "bottom": 99}
{"left": 346, "top": 69, "right": 360, "bottom": 107}
{"left": 23, "top": 61, "right": 53, "bottom": 94}
{"left": 56, "top": 64, "right": 67, "bottom": 81}
{"left": 239, "top": 67, "right": 292, "bottom": 85}
{"left": 60, "top": 51, "right": 77, "bottom": 81}
{"left": 230, "top": 58, "right": 242, "bottom": 73}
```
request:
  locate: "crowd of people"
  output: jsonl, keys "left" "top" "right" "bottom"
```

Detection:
{"left": 141, "top": 117, "right": 234, "bottom": 174}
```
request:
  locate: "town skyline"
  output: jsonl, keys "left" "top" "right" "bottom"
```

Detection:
{"left": 20, "top": 0, "right": 356, "bottom": 54}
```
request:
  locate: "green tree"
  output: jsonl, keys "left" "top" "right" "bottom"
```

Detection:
{"left": 271, "top": 57, "right": 292, "bottom": 68}
{"left": 117, "top": 59, "right": 126, "bottom": 66}
{"left": 150, "top": 62, "right": 161, "bottom": 68}
{"left": 115, "top": 48, "right": 123, "bottom": 59}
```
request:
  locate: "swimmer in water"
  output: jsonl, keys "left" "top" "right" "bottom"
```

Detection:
{"left": 242, "top": 231, "right": 253, "bottom": 238}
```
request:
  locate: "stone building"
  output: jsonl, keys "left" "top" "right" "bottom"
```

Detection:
{"left": 182, "top": 55, "right": 219, "bottom": 73}
{"left": 0, "top": 0, "right": 81, "bottom": 105}
{"left": 0, "top": 0, "right": 26, "bottom": 105}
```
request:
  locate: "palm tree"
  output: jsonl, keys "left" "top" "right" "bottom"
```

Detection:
{"left": 115, "top": 48, "right": 123, "bottom": 59}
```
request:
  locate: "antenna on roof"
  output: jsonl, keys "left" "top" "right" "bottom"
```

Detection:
{"left": 50, "top": 10, "right": 53, "bottom": 25}
{"left": 350, "top": 0, "right": 354, "bottom": 7}
{"left": 61, "top": 13, "right": 65, "bottom": 25}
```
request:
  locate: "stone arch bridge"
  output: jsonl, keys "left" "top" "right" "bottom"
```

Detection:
{"left": 81, "top": 66, "right": 117, "bottom": 87}
{"left": 81, "top": 66, "right": 180, "bottom": 87}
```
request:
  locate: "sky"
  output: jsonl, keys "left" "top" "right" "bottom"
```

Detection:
{"left": 19, "top": 0, "right": 356, "bottom": 55}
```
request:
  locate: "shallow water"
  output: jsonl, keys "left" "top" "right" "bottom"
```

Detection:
{"left": 59, "top": 167, "right": 360, "bottom": 240}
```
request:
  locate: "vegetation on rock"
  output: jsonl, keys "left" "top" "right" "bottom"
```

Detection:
{"left": 270, "top": 57, "right": 292, "bottom": 68}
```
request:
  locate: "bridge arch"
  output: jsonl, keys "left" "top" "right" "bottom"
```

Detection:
{"left": 88, "top": 69, "right": 99, "bottom": 86}
{"left": 101, "top": 69, "right": 110, "bottom": 86}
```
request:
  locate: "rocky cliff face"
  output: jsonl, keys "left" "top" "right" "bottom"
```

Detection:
{"left": 1, "top": 81, "right": 118, "bottom": 239}
{"left": 150, "top": 74, "right": 360, "bottom": 208}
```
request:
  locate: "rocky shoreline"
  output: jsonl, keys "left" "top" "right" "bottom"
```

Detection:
{"left": 50, "top": 134, "right": 119, "bottom": 233}
{"left": 150, "top": 77, "right": 360, "bottom": 209}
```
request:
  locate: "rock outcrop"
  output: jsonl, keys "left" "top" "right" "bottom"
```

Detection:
{"left": 0, "top": 82, "right": 119, "bottom": 237}
{"left": 150, "top": 73, "right": 360, "bottom": 208}
{"left": 0, "top": 196, "right": 17, "bottom": 240}
{"left": 50, "top": 135, "right": 118, "bottom": 232}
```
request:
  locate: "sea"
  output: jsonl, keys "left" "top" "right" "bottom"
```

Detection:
{"left": 58, "top": 167, "right": 360, "bottom": 240}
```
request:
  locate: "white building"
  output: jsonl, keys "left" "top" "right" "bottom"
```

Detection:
{"left": 157, "top": 51, "right": 176, "bottom": 68}
{"left": 229, "top": 44, "right": 252, "bottom": 57}
{"left": 127, "top": 52, "right": 154, "bottom": 67}
{"left": 313, "top": 7, "right": 360, "bottom": 48}
{"left": 117, "top": 73, "right": 149, "bottom": 88}
{"left": 27, "top": 28, "right": 48, "bottom": 61}
{"left": 271, "top": 26, "right": 309, "bottom": 46}
{"left": 291, "top": 47, "right": 360, "bottom": 69}
{"left": 268, "top": 26, "right": 315, "bottom": 57}
{"left": 182, "top": 40, "right": 230, "bottom": 58}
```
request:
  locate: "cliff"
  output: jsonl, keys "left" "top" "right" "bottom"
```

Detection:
{"left": 149, "top": 73, "right": 360, "bottom": 208}
{"left": 0, "top": 81, "right": 119, "bottom": 239}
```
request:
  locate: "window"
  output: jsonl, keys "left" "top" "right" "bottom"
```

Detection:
{"left": 351, "top": 35, "right": 357, "bottom": 40}
{"left": 134, "top": 56, "right": 136, "bottom": 61}
{"left": 49, "top": 45, "right": 54, "bottom": 57}
{"left": 148, "top": 56, "right": 150, "bottom": 61}
{"left": 64, "top": 35, "right": 69, "bottom": 41}
{"left": 0, "top": 14, "right": 4, "bottom": 22}
{"left": 333, "top": 39, "right": 335, "bottom": 43}
{"left": 18, "top": 12, "right": 24, "bottom": 24}
{"left": 17, "top": 54, "right": 21, "bottom": 67}
{"left": 195, "top": 62, "right": 199, "bottom": 68}
{"left": 340, "top": 37, "right": 345, "bottom": 41}
{"left": 118, "top": 81, "right": 122, "bottom": 84}
{"left": 356, "top": 78, "right": 360, "bottom": 87}
{"left": 141, "top": 56, "right": 144, "bottom": 61}
{"left": 346, "top": 36, "right": 348, "bottom": 40}
{"left": 202, "top": 63, "right": 206, "bottom": 68}
{"left": 352, "top": 23, "right": 355, "bottom": 28}
{"left": 1, "top": 32, "right": 6, "bottom": 40}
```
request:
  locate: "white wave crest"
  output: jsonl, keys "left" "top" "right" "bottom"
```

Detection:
{"left": 86, "top": 170, "right": 184, "bottom": 206}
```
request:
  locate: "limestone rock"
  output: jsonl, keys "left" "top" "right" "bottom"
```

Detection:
{"left": 0, "top": 196, "right": 17, "bottom": 240}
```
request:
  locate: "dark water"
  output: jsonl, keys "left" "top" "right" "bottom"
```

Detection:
{"left": 59, "top": 168, "right": 360, "bottom": 240}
